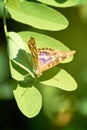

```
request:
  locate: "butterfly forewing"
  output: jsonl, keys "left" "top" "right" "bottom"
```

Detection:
{"left": 28, "top": 37, "right": 38, "bottom": 72}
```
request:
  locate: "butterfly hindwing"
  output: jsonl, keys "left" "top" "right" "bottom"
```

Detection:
{"left": 38, "top": 49, "right": 75, "bottom": 73}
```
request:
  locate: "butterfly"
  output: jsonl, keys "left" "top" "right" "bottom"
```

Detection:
{"left": 28, "top": 37, "right": 76, "bottom": 76}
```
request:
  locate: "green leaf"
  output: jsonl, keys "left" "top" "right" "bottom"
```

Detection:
{"left": 13, "top": 84, "right": 42, "bottom": 118}
{"left": 37, "top": 67, "right": 77, "bottom": 91}
{"left": 10, "top": 60, "right": 34, "bottom": 81}
{"left": 5, "top": 0, "right": 19, "bottom": 10}
{"left": 7, "top": 32, "right": 34, "bottom": 80}
{"left": 36, "top": 0, "right": 78, "bottom": 7}
{"left": 19, "top": 31, "right": 74, "bottom": 63}
{"left": 5, "top": 1, "right": 68, "bottom": 31}
{"left": 10, "top": 60, "right": 26, "bottom": 81}
{"left": 7, "top": 32, "right": 26, "bottom": 59}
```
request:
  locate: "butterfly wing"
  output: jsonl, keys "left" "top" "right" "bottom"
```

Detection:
{"left": 28, "top": 37, "right": 39, "bottom": 73}
{"left": 38, "top": 48, "right": 76, "bottom": 73}
{"left": 37, "top": 48, "right": 55, "bottom": 72}
{"left": 28, "top": 37, "right": 45, "bottom": 75}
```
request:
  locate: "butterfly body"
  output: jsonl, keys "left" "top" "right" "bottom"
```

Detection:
{"left": 28, "top": 37, "right": 76, "bottom": 76}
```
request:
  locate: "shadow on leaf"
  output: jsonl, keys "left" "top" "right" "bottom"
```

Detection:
{"left": 38, "top": 66, "right": 61, "bottom": 81}
{"left": 55, "top": 0, "right": 67, "bottom": 3}
{"left": 13, "top": 49, "right": 32, "bottom": 71}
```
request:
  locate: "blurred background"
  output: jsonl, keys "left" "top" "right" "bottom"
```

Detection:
{"left": 1, "top": 0, "right": 87, "bottom": 130}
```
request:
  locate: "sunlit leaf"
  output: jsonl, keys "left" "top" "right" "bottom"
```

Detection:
{"left": 7, "top": 32, "right": 34, "bottom": 80}
{"left": 38, "top": 67, "right": 77, "bottom": 91}
{"left": 13, "top": 84, "right": 42, "bottom": 118}
{"left": 5, "top": 1, "right": 68, "bottom": 31}
{"left": 36, "top": 0, "right": 78, "bottom": 7}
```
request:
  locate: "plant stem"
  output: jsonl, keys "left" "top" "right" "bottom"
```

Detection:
{"left": 3, "top": 0, "right": 8, "bottom": 36}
